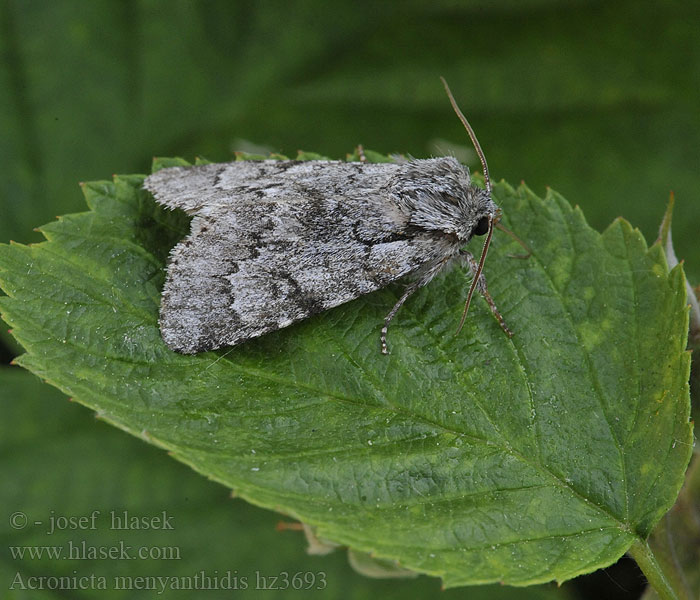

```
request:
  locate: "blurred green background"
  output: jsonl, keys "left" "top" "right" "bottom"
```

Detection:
{"left": 1, "top": 1, "right": 697, "bottom": 598}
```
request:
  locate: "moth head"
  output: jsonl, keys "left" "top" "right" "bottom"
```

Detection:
{"left": 461, "top": 186, "right": 497, "bottom": 243}
{"left": 388, "top": 157, "right": 494, "bottom": 242}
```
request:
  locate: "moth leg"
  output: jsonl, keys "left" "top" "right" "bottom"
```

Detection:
{"left": 356, "top": 144, "right": 367, "bottom": 163}
{"left": 460, "top": 250, "right": 513, "bottom": 337}
{"left": 381, "top": 281, "right": 422, "bottom": 355}
{"left": 381, "top": 257, "right": 451, "bottom": 355}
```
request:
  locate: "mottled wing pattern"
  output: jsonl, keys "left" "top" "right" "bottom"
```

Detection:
{"left": 145, "top": 161, "right": 446, "bottom": 353}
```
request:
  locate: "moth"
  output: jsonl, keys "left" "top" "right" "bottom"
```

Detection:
{"left": 144, "top": 78, "right": 513, "bottom": 355}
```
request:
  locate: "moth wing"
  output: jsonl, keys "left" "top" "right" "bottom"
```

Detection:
{"left": 147, "top": 162, "right": 445, "bottom": 353}
{"left": 144, "top": 162, "right": 265, "bottom": 214}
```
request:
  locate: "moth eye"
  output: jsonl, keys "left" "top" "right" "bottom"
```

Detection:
{"left": 472, "top": 216, "right": 490, "bottom": 236}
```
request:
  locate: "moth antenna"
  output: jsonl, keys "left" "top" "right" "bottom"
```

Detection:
{"left": 440, "top": 76, "right": 491, "bottom": 195}
{"left": 456, "top": 216, "right": 495, "bottom": 334}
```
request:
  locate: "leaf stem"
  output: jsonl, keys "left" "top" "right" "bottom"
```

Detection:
{"left": 628, "top": 539, "right": 688, "bottom": 600}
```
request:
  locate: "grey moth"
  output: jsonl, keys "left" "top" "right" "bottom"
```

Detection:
{"left": 144, "top": 79, "right": 511, "bottom": 354}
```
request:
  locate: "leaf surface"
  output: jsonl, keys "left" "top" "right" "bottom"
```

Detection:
{"left": 3, "top": 366, "right": 574, "bottom": 599}
{"left": 0, "top": 157, "right": 692, "bottom": 587}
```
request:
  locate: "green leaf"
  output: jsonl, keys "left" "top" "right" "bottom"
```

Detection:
{"left": 2, "top": 366, "right": 571, "bottom": 599}
{"left": 0, "top": 157, "right": 692, "bottom": 588}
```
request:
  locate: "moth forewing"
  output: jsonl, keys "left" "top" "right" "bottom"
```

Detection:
{"left": 146, "top": 159, "right": 451, "bottom": 353}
